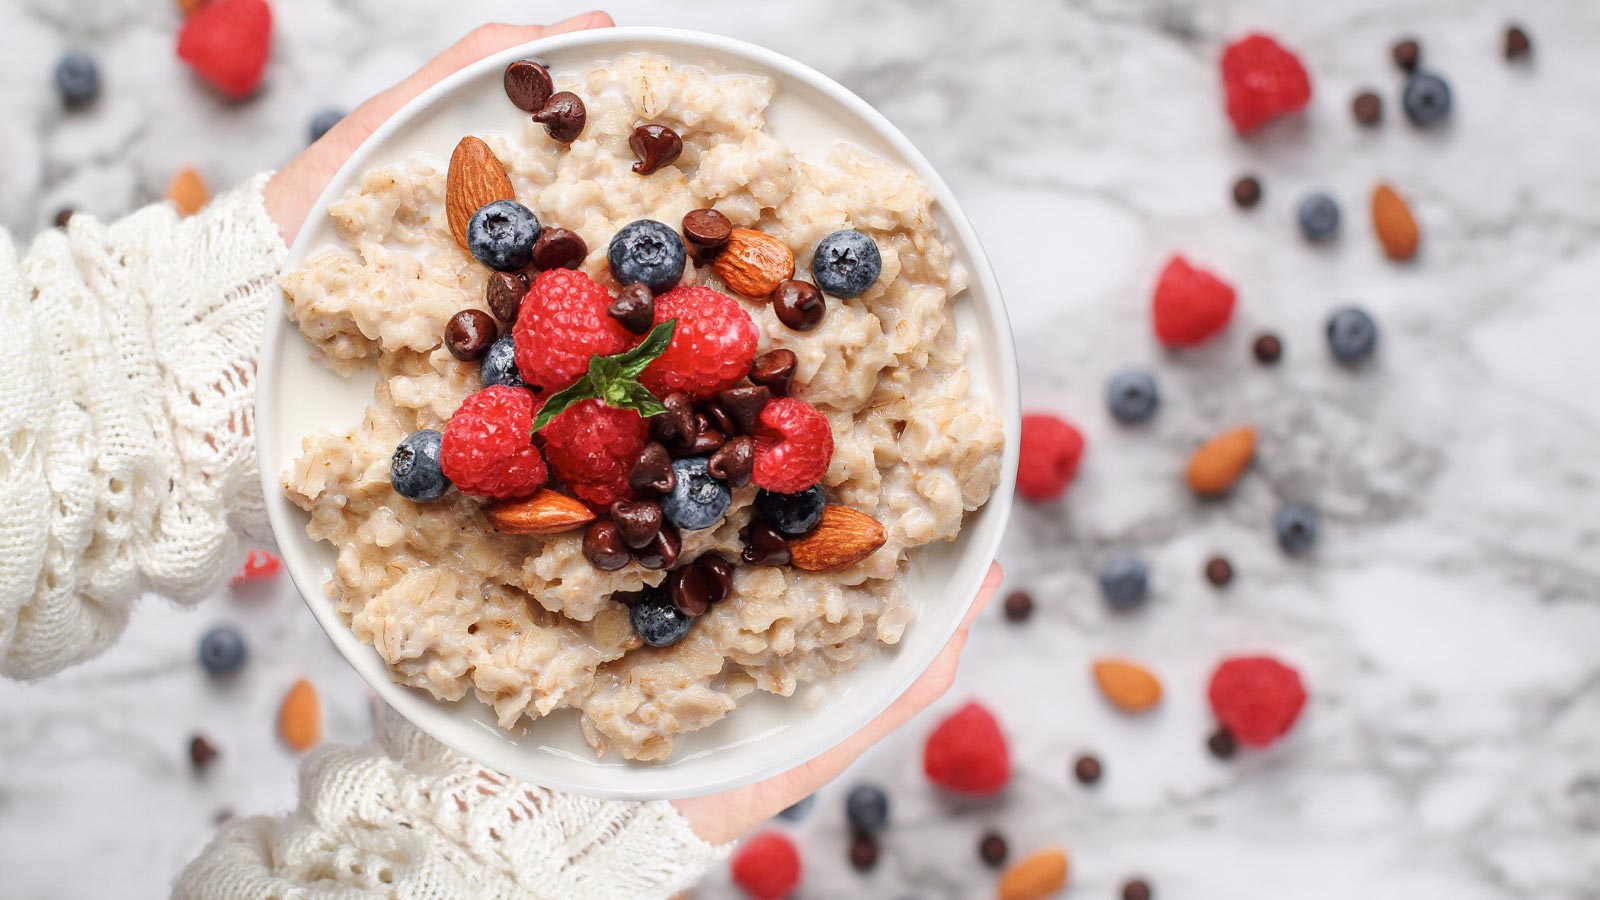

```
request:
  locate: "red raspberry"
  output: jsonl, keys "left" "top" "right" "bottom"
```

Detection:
{"left": 514, "top": 269, "right": 635, "bottom": 393}
{"left": 231, "top": 548, "right": 280, "bottom": 584}
{"left": 923, "top": 701, "right": 1010, "bottom": 795}
{"left": 1221, "top": 34, "right": 1312, "bottom": 134}
{"left": 440, "top": 386, "right": 548, "bottom": 499}
{"left": 1208, "top": 655, "right": 1307, "bottom": 747}
{"left": 730, "top": 831, "right": 801, "bottom": 900}
{"left": 1017, "top": 413, "right": 1084, "bottom": 502}
{"left": 1151, "top": 255, "right": 1236, "bottom": 347}
{"left": 540, "top": 398, "right": 648, "bottom": 507}
{"left": 640, "top": 285, "right": 759, "bottom": 398}
{"left": 751, "top": 397, "right": 833, "bottom": 494}
{"left": 176, "top": 0, "right": 273, "bottom": 99}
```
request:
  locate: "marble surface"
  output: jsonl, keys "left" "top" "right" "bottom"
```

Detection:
{"left": 3, "top": 0, "right": 1600, "bottom": 898}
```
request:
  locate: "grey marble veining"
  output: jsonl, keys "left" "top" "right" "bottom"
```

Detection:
{"left": 3, "top": 1, "right": 1599, "bottom": 898}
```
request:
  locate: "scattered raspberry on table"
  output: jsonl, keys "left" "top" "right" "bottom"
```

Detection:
{"left": 1151, "top": 255, "right": 1236, "bottom": 347}
{"left": 1220, "top": 33, "right": 1312, "bottom": 134}
{"left": 1017, "top": 413, "right": 1084, "bottom": 502}
{"left": 730, "top": 830, "right": 802, "bottom": 900}
{"left": 1208, "top": 655, "right": 1308, "bottom": 747}
{"left": 176, "top": 0, "right": 273, "bottom": 100}
{"left": 924, "top": 701, "right": 1011, "bottom": 795}
{"left": 231, "top": 548, "right": 280, "bottom": 584}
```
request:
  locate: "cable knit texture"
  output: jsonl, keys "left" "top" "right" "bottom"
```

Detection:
{"left": 174, "top": 706, "right": 728, "bottom": 899}
{"left": 0, "top": 174, "right": 284, "bottom": 679}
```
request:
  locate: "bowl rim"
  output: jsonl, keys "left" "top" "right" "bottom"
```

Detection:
{"left": 257, "top": 25, "right": 1019, "bottom": 799}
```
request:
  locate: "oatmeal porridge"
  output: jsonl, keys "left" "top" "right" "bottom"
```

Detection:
{"left": 280, "top": 53, "right": 1004, "bottom": 761}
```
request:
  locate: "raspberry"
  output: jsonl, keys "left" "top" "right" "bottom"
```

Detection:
{"left": 751, "top": 397, "right": 833, "bottom": 494}
{"left": 1151, "top": 255, "right": 1236, "bottom": 347}
{"left": 440, "top": 386, "right": 548, "bottom": 499}
{"left": 541, "top": 398, "right": 648, "bottom": 507}
{"left": 1208, "top": 655, "right": 1307, "bottom": 747}
{"left": 923, "top": 701, "right": 1010, "bottom": 795}
{"left": 640, "top": 285, "right": 759, "bottom": 398}
{"left": 1221, "top": 34, "right": 1312, "bottom": 134}
{"left": 514, "top": 269, "right": 635, "bottom": 393}
{"left": 176, "top": 0, "right": 273, "bottom": 100}
{"left": 1017, "top": 413, "right": 1084, "bottom": 502}
{"left": 730, "top": 831, "right": 801, "bottom": 900}
{"left": 231, "top": 548, "right": 280, "bottom": 584}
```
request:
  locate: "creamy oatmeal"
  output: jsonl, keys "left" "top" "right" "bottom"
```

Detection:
{"left": 280, "top": 54, "right": 1003, "bottom": 761}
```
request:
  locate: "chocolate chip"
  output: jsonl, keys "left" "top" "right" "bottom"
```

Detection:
{"left": 610, "top": 499, "right": 663, "bottom": 550}
{"left": 650, "top": 393, "right": 696, "bottom": 449}
{"left": 629, "top": 442, "right": 677, "bottom": 494}
{"left": 1232, "top": 175, "right": 1262, "bottom": 210}
{"left": 748, "top": 349, "right": 797, "bottom": 396}
{"left": 531, "top": 226, "right": 587, "bottom": 271}
{"left": 707, "top": 436, "right": 755, "bottom": 488}
{"left": 608, "top": 283, "right": 655, "bottom": 335}
{"left": 1252, "top": 332, "right": 1283, "bottom": 365}
{"left": 1207, "top": 727, "right": 1238, "bottom": 760}
{"left": 1392, "top": 38, "right": 1421, "bottom": 72}
{"left": 503, "top": 60, "right": 554, "bottom": 112}
{"left": 696, "top": 553, "right": 734, "bottom": 604}
{"left": 772, "top": 279, "right": 825, "bottom": 331}
{"left": 715, "top": 385, "right": 771, "bottom": 434}
{"left": 486, "top": 271, "right": 529, "bottom": 322}
{"left": 1504, "top": 24, "right": 1532, "bottom": 61}
{"left": 681, "top": 208, "right": 732, "bottom": 252}
{"left": 189, "top": 735, "right": 219, "bottom": 771}
{"left": 1073, "top": 753, "right": 1103, "bottom": 785}
{"left": 1122, "top": 878, "right": 1154, "bottom": 900}
{"left": 444, "top": 309, "right": 497, "bottom": 361}
{"left": 583, "top": 520, "right": 631, "bottom": 571}
{"left": 1003, "top": 590, "right": 1033, "bottom": 623}
{"left": 740, "top": 520, "right": 791, "bottom": 567}
{"left": 668, "top": 564, "right": 712, "bottom": 616}
{"left": 1204, "top": 556, "right": 1234, "bottom": 587}
{"left": 978, "top": 831, "right": 1009, "bottom": 868}
{"left": 629, "top": 124, "right": 683, "bottom": 175}
{"left": 532, "top": 92, "right": 586, "bottom": 143}
{"left": 632, "top": 523, "right": 680, "bottom": 570}
{"left": 53, "top": 208, "right": 75, "bottom": 229}
{"left": 687, "top": 414, "right": 726, "bottom": 455}
{"left": 1351, "top": 90, "right": 1382, "bottom": 126}
{"left": 848, "top": 833, "right": 879, "bottom": 872}
{"left": 702, "top": 401, "right": 738, "bottom": 437}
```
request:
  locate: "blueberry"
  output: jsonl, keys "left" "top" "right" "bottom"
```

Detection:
{"left": 54, "top": 52, "right": 100, "bottom": 107}
{"left": 1098, "top": 553, "right": 1149, "bottom": 611}
{"left": 1106, "top": 369, "right": 1159, "bottom": 424}
{"left": 390, "top": 429, "right": 451, "bottom": 501}
{"left": 1401, "top": 72, "right": 1452, "bottom": 127}
{"left": 662, "top": 457, "right": 731, "bottom": 531}
{"left": 308, "top": 108, "right": 344, "bottom": 143}
{"left": 1273, "top": 502, "right": 1320, "bottom": 555}
{"left": 480, "top": 335, "right": 527, "bottom": 389}
{"left": 1326, "top": 306, "right": 1378, "bottom": 366}
{"left": 631, "top": 590, "right": 696, "bottom": 647}
{"left": 608, "top": 219, "right": 686, "bottom": 294}
{"left": 756, "top": 485, "right": 825, "bottom": 536}
{"left": 846, "top": 785, "right": 890, "bottom": 834}
{"left": 198, "top": 626, "right": 247, "bottom": 676}
{"left": 1297, "top": 192, "right": 1341, "bottom": 243}
{"left": 778, "top": 794, "right": 816, "bottom": 822}
{"left": 466, "top": 200, "right": 541, "bottom": 272}
{"left": 811, "top": 230, "right": 882, "bottom": 298}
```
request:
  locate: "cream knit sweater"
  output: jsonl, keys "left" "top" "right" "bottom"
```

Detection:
{"left": 0, "top": 178, "right": 726, "bottom": 899}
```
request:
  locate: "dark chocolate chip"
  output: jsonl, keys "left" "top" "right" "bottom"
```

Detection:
{"left": 667, "top": 564, "right": 712, "bottom": 617}
{"left": 650, "top": 393, "right": 696, "bottom": 449}
{"left": 979, "top": 831, "right": 1009, "bottom": 868}
{"left": 1204, "top": 556, "right": 1234, "bottom": 587}
{"left": 531, "top": 226, "right": 587, "bottom": 271}
{"left": 629, "top": 442, "right": 677, "bottom": 494}
{"left": 54, "top": 208, "right": 75, "bottom": 229}
{"left": 1392, "top": 38, "right": 1421, "bottom": 72}
{"left": 681, "top": 208, "right": 733, "bottom": 251}
{"left": 486, "top": 271, "right": 529, "bottom": 323}
{"left": 772, "top": 279, "right": 825, "bottom": 331}
{"left": 503, "top": 60, "right": 554, "bottom": 113}
{"left": 445, "top": 309, "right": 497, "bottom": 361}
{"left": 701, "top": 401, "right": 738, "bottom": 437}
{"left": 632, "top": 523, "right": 681, "bottom": 570}
{"left": 629, "top": 124, "right": 683, "bottom": 175}
{"left": 1351, "top": 90, "right": 1383, "bottom": 126}
{"left": 1122, "top": 878, "right": 1154, "bottom": 900}
{"left": 582, "top": 520, "right": 630, "bottom": 571}
{"left": 848, "top": 833, "right": 879, "bottom": 872}
{"left": 532, "top": 92, "right": 586, "bottom": 143}
{"left": 687, "top": 414, "right": 726, "bottom": 455}
{"left": 1252, "top": 332, "right": 1283, "bottom": 365}
{"left": 1504, "top": 24, "right": 1532, "bottom": 61}
{"left": 696, "top": 553, "right": 734, "bottom": 604}
{"left": 608, "top": 283, "right": 655, "bottom": 334}
{"left": 1073, "top": 753, "right": 1103, "bottom": 785}
{"left": 1207, "top": 727, "right": 1238, "bottom": 759}
{"left": 715, "top": 385, "right": 771, "bottom": 434}
{"left": 740, "top": 520, "right": 791, "bottom": 567}
{"left": 1232, "top": 175, "right": 1262, "bottom": 210}
{"left": 748, "top": 349, "right": 797, "bottom": 396}
{"left": 707, "top": 436, "right": 755, "bottom": 488}
{"left": 610, "top": 499, "right": 663, "bottom": 550}
{"left": 189, "top": 735, "right": 219, "bottom": 771}
{"left": 1003, "top": 590, "right": 1034, "bottom": 623}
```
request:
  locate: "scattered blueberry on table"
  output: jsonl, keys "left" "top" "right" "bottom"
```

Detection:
{"left": 1273, "top": 502, "right": 1321, "bottom": 555}
{"left": 1099, "top": 553, "right": 1150, "bottom": 611}
{"left": 1402, "top": 71, "right": 1452, "bottom": 127}
{"left": 1326, "top": 306, "right": 1379, "bottom": 365}
{"left": 846, "top": 784, "right": 890, "bottom": 834}
{"left": 1296, "top": 192, "right": 1341, "bottom": 242}
{"left": 1106, "top": 369, "right": 1160, "bottom": 424}
{"left": 197, "top": 625, "right": 247, "bottom": 676}
{"left": 54, "top": 51, "right": 100, "bottom": 107}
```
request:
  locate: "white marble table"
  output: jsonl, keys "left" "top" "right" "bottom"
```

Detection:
{"left": 4, "top": 0, "right": 1599, "bottom": 897}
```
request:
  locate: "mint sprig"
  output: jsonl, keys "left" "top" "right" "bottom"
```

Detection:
{"left": 531, "top": 319, "right": 676, "bottom": 431}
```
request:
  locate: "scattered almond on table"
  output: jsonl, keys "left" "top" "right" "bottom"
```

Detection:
{"left": 1092, "top": 659, "right": 1163, "bottom": 713}
{"left": 997, "top": 847, "right": 1070, "bottom": 900}
{"left": 166, "top": 167, "right": 208, "bottom": 216}
{"left": 277, "top": 679, "right": 322, "bottom": 752}
{"left": 1185, "top": 426, "right": 1256, "bottom": 496}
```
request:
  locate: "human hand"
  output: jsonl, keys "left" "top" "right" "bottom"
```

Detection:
{"left": 671, "top": 562, "right": 1005, "bottom": 845}
{"left": 262, "top": 11, "right": 614, "bottom": 246}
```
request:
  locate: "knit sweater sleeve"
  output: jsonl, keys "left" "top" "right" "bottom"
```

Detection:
{"left": 0, "top": 175, "right": 286, "bottom": 679}
{"left": 173, "top": 705, "right": 729, "bottom": 899}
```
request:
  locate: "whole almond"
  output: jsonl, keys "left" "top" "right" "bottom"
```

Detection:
{"left": 167, "top": 167, "right": 209, "bottom": 217}
{"left": 997, "top": 847, "right": 1070, "bottom": 900}
{"left": 713, "top": 228, "right": 795, "bottom": 298}
{"left": 1184, "top": 426, "right": 1256, "bottom": 495}
{"left": 277, "top": 679, "right": 322, "bottom": 752}
{"left": 788, "top": 505, "right": 886, "bottom": 572}
{"left": 486, "top": 489, "right": 596, "bottom": 534}
{"left": 1091, "top": 659, "right": 1163, "bottom": 712}
{"left": 446, "top": 136, "right": 516, "bottom": 255}
{"left": 1372, "top": 183, "right": 1420, "bottom": 261}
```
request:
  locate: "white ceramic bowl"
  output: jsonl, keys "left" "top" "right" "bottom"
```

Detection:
{"left": 258, "top": 26, "right": 1019, "bottom": 799}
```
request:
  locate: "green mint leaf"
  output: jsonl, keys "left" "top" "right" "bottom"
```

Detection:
{"left": 616, "top": 381, "right": 668, "bottom": 419}
{"left": 614, "top": 319, "right": 677, "bottom": 380}
{"left": 531, "top": 378, "right": 597, "bottom": 431}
